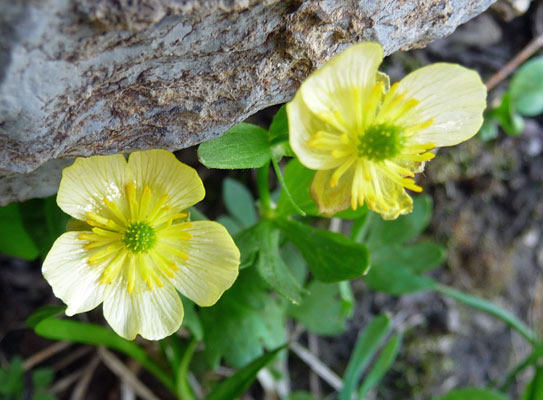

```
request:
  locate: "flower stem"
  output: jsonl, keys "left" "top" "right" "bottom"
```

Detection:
{"left": 257, "top": 161, "right": 273, "bottom": 218}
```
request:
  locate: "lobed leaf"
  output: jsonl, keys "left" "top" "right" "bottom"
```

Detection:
{"left": 197, "top": 123, "right": 272, "bottom": 169}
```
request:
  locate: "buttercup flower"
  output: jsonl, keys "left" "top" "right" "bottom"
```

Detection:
{"left": 43, "top": 150, "right": 240, "bottom": 340}
{"left": 287, "top": 42, "right": 486, "bottom": 219}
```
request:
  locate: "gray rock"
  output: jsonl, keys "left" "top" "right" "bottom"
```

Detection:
{"left": 0, "top": 0, "right": 495, "bottom": 205}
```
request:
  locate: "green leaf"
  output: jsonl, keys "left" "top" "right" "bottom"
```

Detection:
{"left": 206, "top": 345, "right": 286, "bottom": 400}
{"left": 33, "top": 318, "right": 175, "bottom": 392}
{"left": 268, "top": 105, "right": 288, "bottom": 142}
{"left": 288, "top": 280, "right": 349, "bottom": 336}
{"left": 493, "top": 92, "right": 525, "bottom": 136}
{"left": 223, "top": 178, "right": 257, "bottom": 228}
{"left": 358, "top": 333, "right": 402, "bottom": 399}
{"left": 438, "top": 388, "right": 510, "bottom": 400}
{"left": 274, "top": 218, "right": 370, "bottom": 282}
{"left": 284, "top": 392, "right": 318, "bottom": 400}
{"left": 276, "top": 159, "right": 368, "bottom": 219}
{"left": 216, "top": 215, "right": 243, "bottom": 236}
{"left": 364, "top": 195, "right": 433, "bottom": 250}
{"left": 255, "top": 221, "right": 304, "bottom": 304}
{"left": 200, "top": 267, "right": 286, "bottom": 369}
{"left": 436, "top": 284, "right": 536, "bottom": 345}
{"left": 0, "top": 357, "right": 24, "bottom": 396}
{"left": 521, "top": 364, "right": 543, "bottom": 400}
{"left": 19, "top": 197, "right": 69, "bottom": 257}
{"left": 365, "top": 262, "right": 436, "bottom": 295}
{"left": 27, "top": 305, "right": 66, "bottom": 329}
{"left": 0, "top": 203, "right": 40, "bottom": 260}
{"left": 477, "top": 118, "right": 499, "bottom": 141}
{"left": 339, "top": 315, "right": 391, "bottom": 400}
{"left": 198, "top": 123, "right": 272, "bottom": 169}
{"left": 510, "top": 56, "right": 543, "bottom": 117}
{"left": 372, "top": 242, "right": 446, "bottom": 275}
{"left": 32, "top": 369, "right": 55, "bottom": 389}
{"left": 234, "top": 222, "right": 267, "bottom": 269}
{"left": 339, "top": 281, "right": 355, "bottom": 318}
{"left": 179, "top": 295, "right": 203, "bottom": 341}
{"left": 33, "top": 393, "right": 57, "bottom": 400}
{"left": 176, "top": 339, "right": 198, "bottom": 400}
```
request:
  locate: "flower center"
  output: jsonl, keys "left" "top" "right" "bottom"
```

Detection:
{"left": 123, "top": 221, "right": 156, "bottom": 253}
{"left": 358, "top": 124, "right": 404, "bottom": 161}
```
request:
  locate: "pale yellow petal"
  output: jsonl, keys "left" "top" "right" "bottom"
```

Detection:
{"left": 103, "top": 277, "right": 183, "bottom": 340}
{"left": 128, "top": 150, "right": 205, "bottom": 212}
{"left": 366, "top": 164, "right": 413, "bottom": 220}
{"left": 396, "top": 63, "right": 487, "bottom": 146}
{"left": 57, "top": 154, "right": 133, "bottom": 221}
{"left": 287, "top": 97, "right": 345, "bottom": 170}
{"left": 310, "top": 167, "right": 354, "bottom": 216}
{"left": 300, "top": 42, "right": 384, "bottom": 128}
{"left": 160, "top": 221, "right": 239, "bottom": 307}
{"left": 42, "top": 232, "right": 108, "bottom": 316}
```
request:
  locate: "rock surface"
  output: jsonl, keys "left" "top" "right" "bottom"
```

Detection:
{"left": 0, "top": 0, "right": 495, "bottom": 205}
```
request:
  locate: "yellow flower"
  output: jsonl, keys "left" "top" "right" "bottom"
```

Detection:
{"left": 43, "top": 150, "right": 240, "bottom": 340}
{"left": 287, "top": 42, "right": 486, "bottom": 219}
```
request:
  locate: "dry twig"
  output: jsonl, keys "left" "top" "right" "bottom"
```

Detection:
{"left": 290, "top": 342, "right": 343, "bottom": 391}
{"left": 485, "top": 33, "right": 543, "bottom": 91}
{"left": 70, "top": 354, "right": 100, "bottom": 400}
{"left": 98, "top": 347, "right": 161, "bottom": 400}
{"left": 23, "top": 341, "right": 71, "bottom": 370}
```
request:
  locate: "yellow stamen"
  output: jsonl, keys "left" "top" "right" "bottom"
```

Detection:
{"left": 138, "top": 185, "right": 152, "bottom": 220}
{"left": 125, "top": 182, "right": 139, "bottom": 220}
{"left": 401, "top": 178, "right": 423, "bottom": 192}
{"left": 100, "top": 251, "right": 127, "bottom": 284}
{"left": 103, "top": 198, "right": 128, "bottom": 225}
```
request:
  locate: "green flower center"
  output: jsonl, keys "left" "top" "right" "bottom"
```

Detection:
{"left": 358, "top": 124, "right": 404, "bottom": 161}
{"left": 123, "top": 222, "right": 156, "bottom": 253}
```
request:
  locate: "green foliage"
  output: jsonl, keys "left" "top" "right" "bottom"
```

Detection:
{"left": 339, "top": 314, "right": 391, "bottom": 400}
{"left": 510, "top": 56, "right": 543, "bottom": 117}
{"left": 354, "top": 195, "right": 445, "bottom": 295}
{"left": 200, "top": 267, "right": 286, "bottom": 369}
{"left": 198, "top": 123, "right": 272, "bottom": 169}
{"left": 438, "top": 388, "right": 510, "bottom": 400}
{"left": 276, "top": 159, "right": 368, "bottom": 219}
{"left": 283, "top": 393, "right": 317, "bottom": 400}
{"left": 358, "top": 333, "right": 402, "bottom": 399}
{"left": 288, "top": 280, "right": 350, "bottom": 336}
{"left": 206, "top": 345, "right": 286, "bottom": 400}
{"left": 436, "top": 285, "right": 536, "bottom": 344}
{"left": 0, "top": 196, "right": 69, "bottom": 260}
{"left": 521, "top": 364, "right": 543, "bottom": 400}
{"left": 254, "top": 220, "right": 304, "bottom": 304}
{"left": 223, "top": 178, "right": 257, "bottom": 228}
{"left": 27, "top": 307, "right": 175, "bottom": 392}
{"left": 0, "top": 203, "right": 40, "bottom": 260}
{"left": 0, "top": 357, "right": 56, "bottom": 400}
{"left": 479, "top": 56, "right": 543, "bottom": 140}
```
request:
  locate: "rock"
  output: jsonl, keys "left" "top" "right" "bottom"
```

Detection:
{"left": 0, "top": 0, "right": 496, "bottom": 205}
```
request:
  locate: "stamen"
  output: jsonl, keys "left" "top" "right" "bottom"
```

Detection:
{"left": 89, "top": 243, "right": 123, "bottom": 265}
{"left": 127, "top": 255, "right": 136, "bottom": 294}
{"left": 330, "top": 158, "right": 355, "bottom": 188}
{"left": 138, "top": 185, "right": 152, "bottom": 220}
{"left": 404, "top": 119, "right": 434, "bottom": 135}
{"left": 103, "top": 198, "right": 128, "bottom": 225}
{"left": 125, "top": 182, "right": 139, "bottom": 220}
{"left": 100, "top": 251, "right": 127, "bottom": 284}
{"left": 401, "top": 178, "right": 423, "bottom": 192}
{"left": 400, "top": 152, "right": 435, "bottom": 162}
{"left": 91, "top": 227, "right": 123, "bottom": 239}
{"left": 157, "top": 243, "right": 190, "bottom": 261}
{"left": 362, "top": 81, "right": 384, "bottom": 129}
{"left": 147, "top": 194, "right": 169, "bottom": 221}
